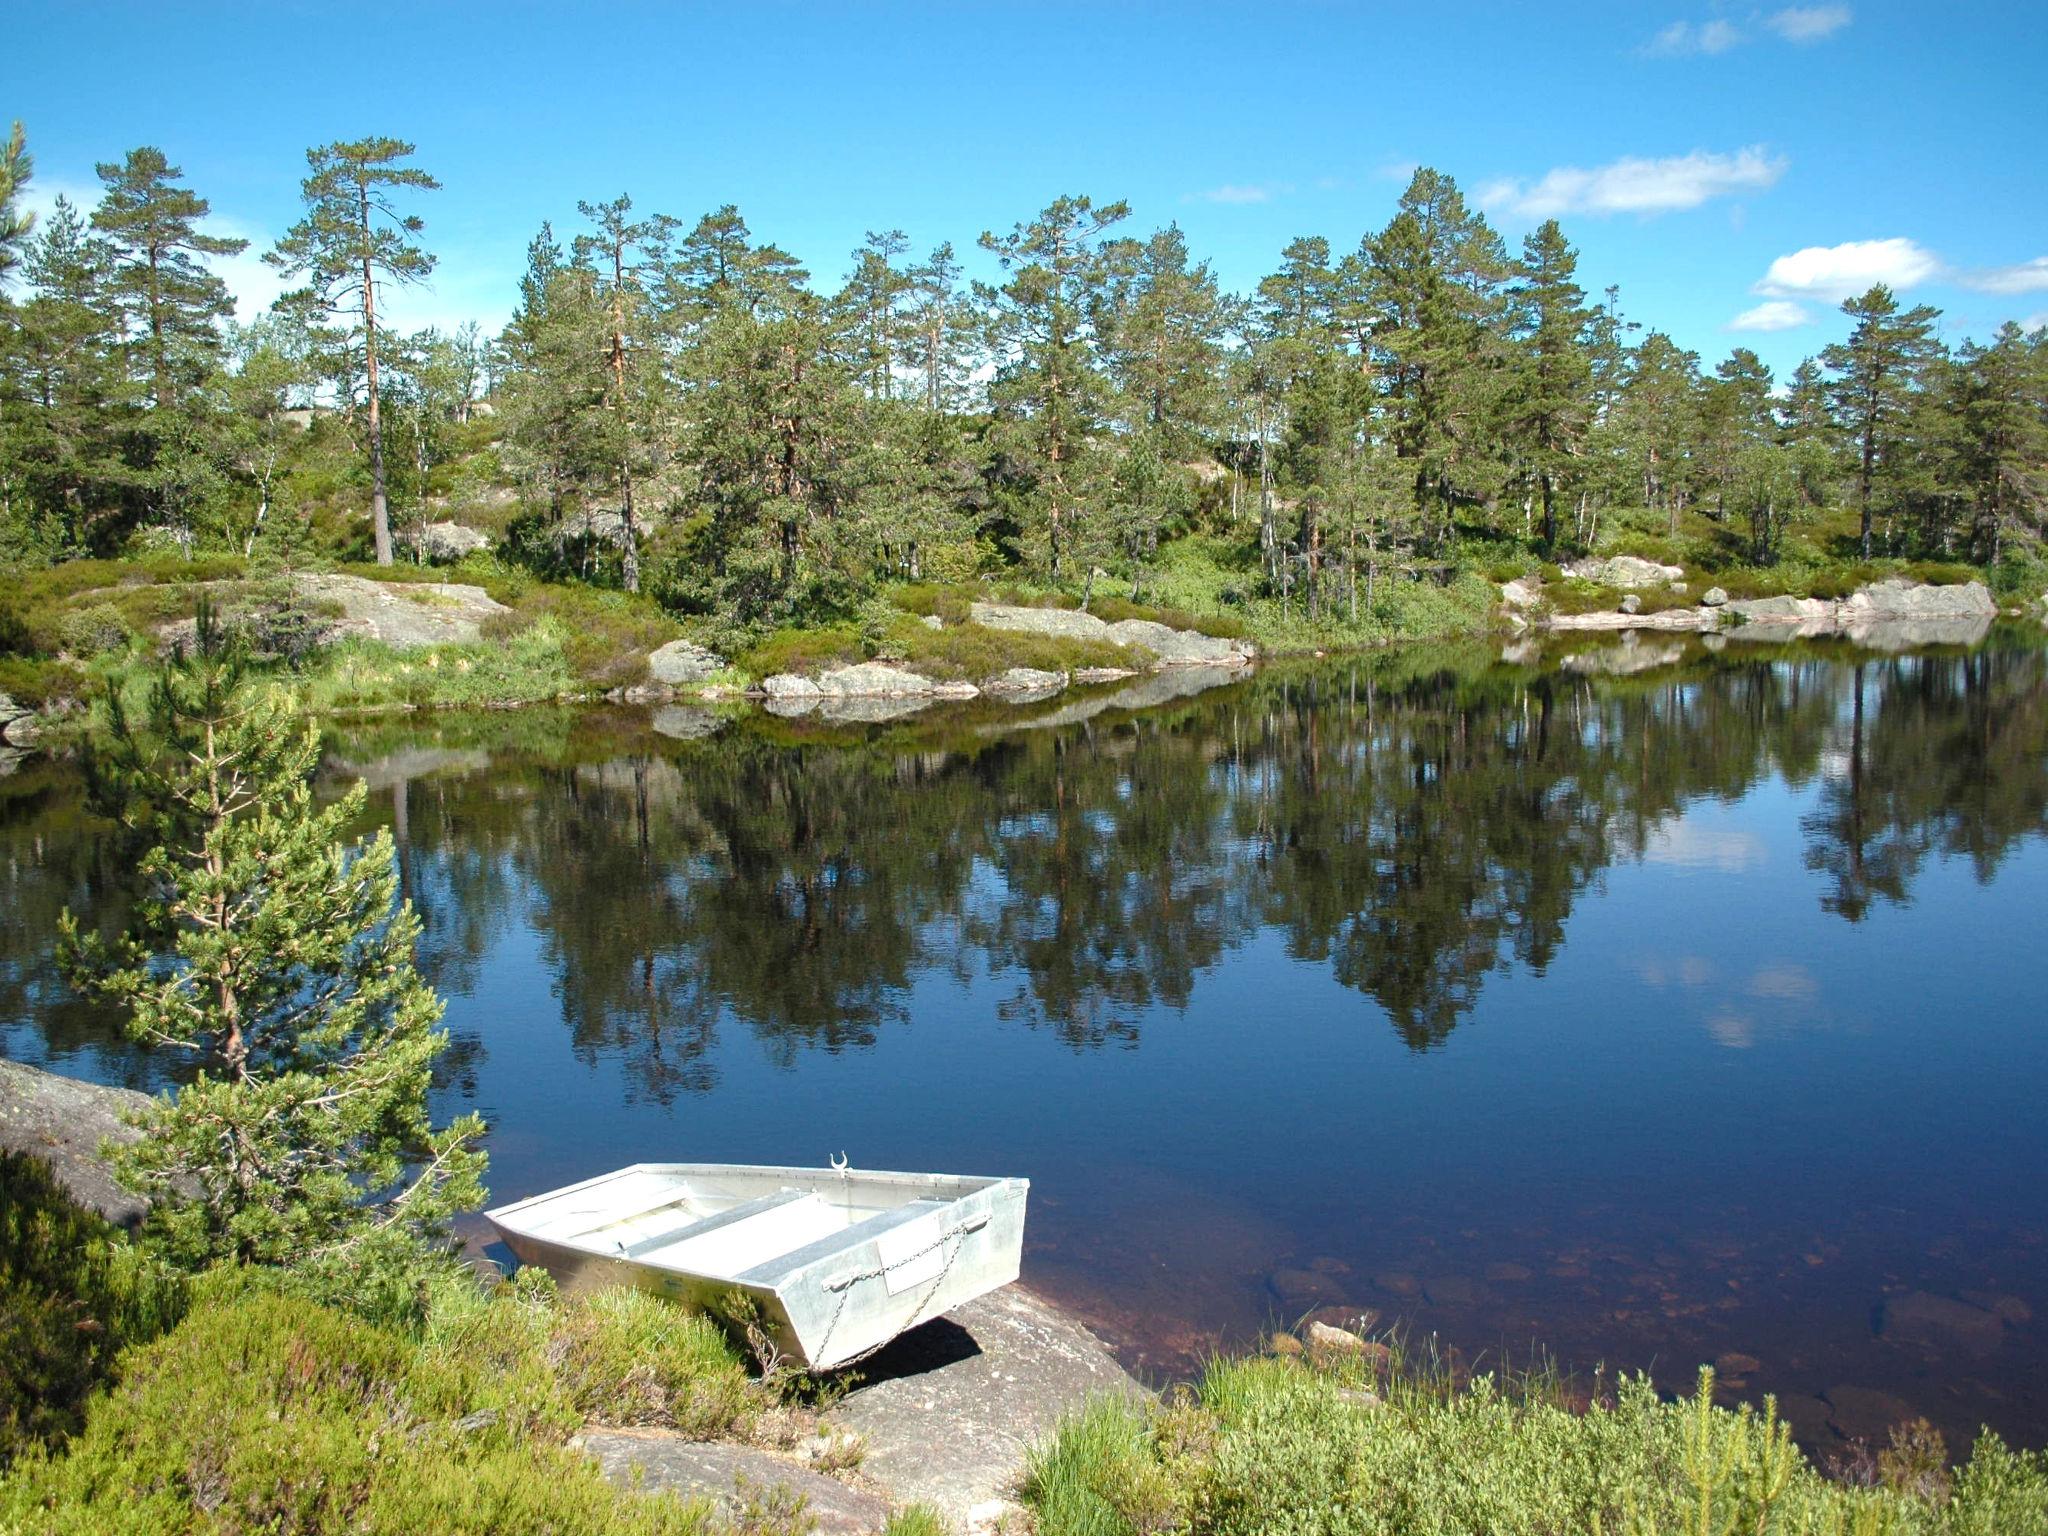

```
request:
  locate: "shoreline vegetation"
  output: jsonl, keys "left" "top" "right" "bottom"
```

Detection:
{"left": 3, "top": 123, "right": 2046, "bottom": 753}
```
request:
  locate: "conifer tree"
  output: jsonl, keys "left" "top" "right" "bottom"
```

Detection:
{"left": 1505, "top": 220, "right": 1595, "bottom": 546}
{"left": 59, "top": 609, "right": 486, "bottom": 1279}
{"left": 267, "top": 138, "right": 439, "bottom": 565}
{"left": 977, "top": 193, "right": 1129, "bottom": 585}
{"left": 574, "top": 195, "right": 672, "bottom": 591}
{"left": 0, "top": 120, "right": 33, "bottom": 286}
{"left": 1823, "top": 284, "right": 1941, "bottom": 558}
{"left": 90, "top": 147, "right": 247, "bottom": 411}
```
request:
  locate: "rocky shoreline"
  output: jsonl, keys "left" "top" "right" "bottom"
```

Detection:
{"left": 1504, "top": 560, "right": 2010, "bottom": 651}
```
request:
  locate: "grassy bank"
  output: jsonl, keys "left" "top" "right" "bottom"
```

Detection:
{"left": 1025, "top": 1344, "right": 2048, "bottom": 1536}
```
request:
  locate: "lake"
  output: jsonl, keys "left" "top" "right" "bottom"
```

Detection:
{"left": 4, "top": 629, "right": 2045, "bottom": 1455}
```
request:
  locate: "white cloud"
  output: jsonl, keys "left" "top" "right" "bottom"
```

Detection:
{"left": 1754, "top": 237, "right": 1941, "bottom": 301}
{"left": 1191, "top": 183, "right": 1286, "bottom": 205}
{"left": 2025, "top": 313, "right": 2048, "bottom": 333}
{"left": 1729, "top": 299, "right": 1812, "bottom": 331}
{"left": 1481, "top": 146, "right": 1785, "bottom": 219}
{"left": 1646, "top": 18, "right": 1744, "bottom": 55}
{"left": 1650, "top": 7, "right": 1848, "bottom": 56}
{"left": 1957, "top": 257, "right": 2048, "bottom": 295}
{"left": 1765, "top": 5, "right": 1852, "bottom": 42}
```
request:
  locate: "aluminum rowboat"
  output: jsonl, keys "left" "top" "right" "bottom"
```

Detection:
{"left": 485, "top": 1161, "right": 1028, "bottom": 1369}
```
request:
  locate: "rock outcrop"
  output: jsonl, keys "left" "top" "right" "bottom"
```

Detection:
{"left": 408, "top": 521, "right": 492, "bottom": 562}
{"left": 1566, "top": 555, "right": 1685, "bottom": 589}
{"left": 0, "top": 1058, "right": 156, "bottom": 1227}
{"left": 0, "top": 692, "right": 40, "bottom": 748}
{"left": 580, "top": 1432, "right": 891, "bottom": 1535}
{"left": 982, "top": 667, "right": 1067, "bottom": 697}
{"left": 967, "top": 603, "right": 1254, "bottom": 668}
{"left": 647, "top": 639, "right": 727, "bottom": 687}
{"left": 828, "top": 1286, "right": 1147, "bottom": 1533}
{"left": 291, "top": 574, "right": 512, "bottom": 650}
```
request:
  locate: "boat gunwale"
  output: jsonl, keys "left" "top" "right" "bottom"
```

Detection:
{"left": 484, "top": 1163, "right": 1028, "bottom": 1248}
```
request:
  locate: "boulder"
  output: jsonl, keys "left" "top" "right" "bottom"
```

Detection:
{"left": 760, "top": 674, "right": 822, "bottom": 700}
{"left": 1725, "top": 594, "right": 1837, "bottom": 626}
{"left": 1547, "top": 608, "right": 1719, "bottom": 633}
{"left": 409, "top": 521, "right": 491, "bottom": 562}
{"left": 1, "top": 707, "right": 40, "bottom": 747}
{"left": 647, "top": 639, "right": 726, "bottom": 687}
{"left": 1701, "top": 587, "right": 1730, "bottom": 608}
{"left": 929, "top": 680, "right": 980, "bottom": 700}
{"left": 1567, "top": 555, "right": 1685, "bottom": 589}
{"left": 1880, "top": 1290, "right": 2006, "bottom": 1357}
{"left": 0, "top": 1059, "right": 157, "bottom": 1228}
{"left": 1103, "top": 618, "right": 1254, "bottom": 667}
{"left": 919, "top": 613, "right": 944, "bottom": 630}
{"left": 1619, "top": 594, "right": 1643, "bottom": 616}
{"left": 578, "top": 1432, "right": 890, "bottom": 1536}
{"left": 815, "top": 663, "right": 935, "bottom": 698}
{"left": 1842, "top": 579, "right": 1996, "bottom": 619}
{"left": 1500, "top": 577, "right": 1542, "bottom": 609}
{"left": 290, "top": 573, "right": 511, "bottom": 650}
{"left": 1304, "top": 1320, "right": 1371, "bottom": 1356}
{"left": 829, "top": 1286, "right": 1146, "bottom": 1533}
{"left": 983, "top": 667, "right": 1067, "bottom": 696}
{"left": 967, "top": 602, "right": 1113, "bottom": 641}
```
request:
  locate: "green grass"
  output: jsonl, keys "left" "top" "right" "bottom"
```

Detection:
{"left": 1024, "top": 1349, "right": 2048, "bottom": 1536}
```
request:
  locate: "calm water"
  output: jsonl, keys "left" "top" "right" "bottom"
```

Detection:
{"left": 5, "top": 631, "right": 2046, "bottom": 1453}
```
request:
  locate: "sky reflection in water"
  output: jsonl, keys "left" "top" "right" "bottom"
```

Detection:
{"left": 4, "top": 633, "right": 2045, "bottom": 1452}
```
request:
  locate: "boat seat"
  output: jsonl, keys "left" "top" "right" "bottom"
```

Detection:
{"left": 612, "top": 1187, "right": 809, "bottom": 1259}
{"left": 634, "top": 1190, "right": 850, "bottom": 1276}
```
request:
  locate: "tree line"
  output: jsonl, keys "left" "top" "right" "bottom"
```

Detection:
{"left": 3, "top": 124, "right": 2044, "bottom": 634}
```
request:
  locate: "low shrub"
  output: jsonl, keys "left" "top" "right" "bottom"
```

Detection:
{"left": 0, "top": 1153, "right": 186, "bottom": 1467}
{"left": 0, "top": 1283, "right": 725, "bottom": 1535}
{"left": 1024, "top": 1355, "right": 2048, "bottom": 1536}
{"left": 545, "top": 1286, "right": 757, "bottom": 1437}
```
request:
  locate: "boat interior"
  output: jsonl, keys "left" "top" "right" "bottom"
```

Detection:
{"left": 493, "top": 1164, "right": 999, "bottom": 1281}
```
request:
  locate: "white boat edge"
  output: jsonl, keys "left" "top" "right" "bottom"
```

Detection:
{"left": 484, "top": 1162, "right": 1030, "bottom": 1370}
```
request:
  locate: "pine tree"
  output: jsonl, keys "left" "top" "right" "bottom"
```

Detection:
{"left": 1952, "top": 322, "right": 2047, "bottom": 563}
{"left": 91, "top": 147, "right": 247, "bottom": 411}
{"left": 2, "top": 198, "right": 139, "bottom": 551}
{"left": 1822, "top": 284, "right": 1941, "bottom": 559}
{"left": 58, "top": 609, "right": 486, "bottom": 1280}
{"left": 573, "top": 195, "right": 673, "bottom": 592}
{"left": 1098, "top": 223, "right": 1234, "bottom": 453}
{"left": 977, "top": 193, "right": 1130, "bottom": 586}
{"left": 834, "top": 229, "right": 911, "bottom": 400}
{"left": 0, "top": 120, "right": 33, "bottom": 287}
{"left": 1505, "top": 220, "right": 1595, "bottom": 546}
{"left": 1364, "top": 169, "right": 1513, "bottom": 545}
{"left": 267, "top": 138, "right": 439, "bottom": 565}
{"left": 900, "top": 241, "right": 979, "bottom": 413}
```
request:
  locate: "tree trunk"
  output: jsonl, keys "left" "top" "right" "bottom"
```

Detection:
{"left": 361, "top": 183, "right": 393, "bottom": 566}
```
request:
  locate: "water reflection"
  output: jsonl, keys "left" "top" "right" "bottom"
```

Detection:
{"left": 3, "top": 632, "right": 2046, "bottom": 1448}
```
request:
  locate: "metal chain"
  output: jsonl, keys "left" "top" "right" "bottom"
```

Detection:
{"left": 811, "top": 1217, "right": 975, "bottom": 1373}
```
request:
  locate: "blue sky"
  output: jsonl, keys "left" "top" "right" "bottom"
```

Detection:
{"left": 6, "top": 1, "right": 2045, "bottom": 376}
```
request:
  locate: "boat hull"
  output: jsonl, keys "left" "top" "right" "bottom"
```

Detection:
{"left": 486, "top": 1163, "right": 1028, "bottom": 1370}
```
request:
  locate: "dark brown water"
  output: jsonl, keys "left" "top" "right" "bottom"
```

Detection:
{"left": 5, "top": 631, "right": 2046, "bottom": 1454}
